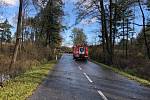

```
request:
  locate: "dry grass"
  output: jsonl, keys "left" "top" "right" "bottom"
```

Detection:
{"left": 0, "top": 43, "right": 56, "bottom": 77}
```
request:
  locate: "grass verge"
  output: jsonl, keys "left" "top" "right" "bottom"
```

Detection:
{"left": 91, "top": 60, "right": 150, "bottom": 87}
{"left": 0, "top": 60, "right": 57, "bottom": 100}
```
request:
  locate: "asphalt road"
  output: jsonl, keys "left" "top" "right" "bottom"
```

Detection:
{"left": 29, "top": 54, "right": 150, "bottom": 100}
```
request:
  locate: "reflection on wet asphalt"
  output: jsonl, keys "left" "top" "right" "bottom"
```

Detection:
{"left": 29, "top": 54, "right": 150, "bottom": 100}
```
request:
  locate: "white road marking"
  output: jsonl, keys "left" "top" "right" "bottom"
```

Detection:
{"left": 78, "top": 66, "right": 82, "bottom": 70}
{"left": 97, "top": 90, "right": 108, "bottom": 100}
{"left": 83, "top": 73, "right": 93, "bottom": 83}
{"left": 73, "top": 59, "right": 107, "bottom": 100}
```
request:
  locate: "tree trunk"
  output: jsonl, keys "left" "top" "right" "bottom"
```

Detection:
{"left": 93, "top": 0, "right": 106, "bottom": 63}
{"left": 9, "top": 0, "right": 23, "bottom": 71}
{"left": 99, "top": 0, "right": 112, "bottom": 64}
{"left": 138, "top": 0, "right": 150, "bottom": 59}
{"left": 21, "top": 14, "right": 24, "bottom": 47}
{"left": 113, "top": 0, "right": 117, "bottom": 51}
{"left": 126, "top": 18, "right": 129, "bottom": 59}
{"left": 109, "top": 0, "right": 113, "bottom": 63}
{"left": 131, "top": 4, "right": 136, "bottom": 45}
{"left": 123, "top": 12, "right": 125, "bottom": 57}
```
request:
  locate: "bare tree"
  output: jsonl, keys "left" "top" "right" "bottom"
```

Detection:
{"left": 9, "top": 0, "right": 23, "bottom": 71}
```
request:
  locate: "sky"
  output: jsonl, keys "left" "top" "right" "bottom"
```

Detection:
{"left": 0, "top": 0, "right": 149, "bottom": 47}
{"left": 0, "top": 0, "right": 18, "bottom": 24}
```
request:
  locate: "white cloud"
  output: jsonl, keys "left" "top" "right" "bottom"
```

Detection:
{"left": 0, "top": 0, "right": 18, "bottom": 6}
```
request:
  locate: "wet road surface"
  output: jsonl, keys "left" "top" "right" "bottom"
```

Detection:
{"left": 29, "top": 54, "right": 150, "bottom": 100}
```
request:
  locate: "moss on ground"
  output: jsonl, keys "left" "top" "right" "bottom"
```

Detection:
{"left": 0, "top": 61, "right": 56, "bottom": 100}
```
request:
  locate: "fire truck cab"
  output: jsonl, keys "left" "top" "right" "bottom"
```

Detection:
{"left": 73, "top": 45, "right": 88, "bottom": 60}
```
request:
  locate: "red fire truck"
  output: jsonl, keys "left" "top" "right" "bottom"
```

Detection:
{"left": 73, "top": 45, "right": 88, "bottom": 60}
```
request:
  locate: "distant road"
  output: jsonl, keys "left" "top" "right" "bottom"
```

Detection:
{"left": 29, "top": 54, "right": 150, "bottom": 100}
